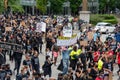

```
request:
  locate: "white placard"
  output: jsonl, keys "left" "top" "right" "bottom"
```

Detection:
{"left": 63, "top": 23, "right": 72, "bottom": 37}
{"left": 36, "top": 22, "right": 46, "bottom": 32}
{"left": 41, "top": 22, "right": 46, "bottom": 32}
{"left": 57, "top": 35, "right": 77, "bottom": 46}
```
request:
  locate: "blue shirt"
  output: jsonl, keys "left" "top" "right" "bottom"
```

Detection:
{"left": 93, "top": 33, "right": 98, "bottom": 41}
{"left": 62, "top": 49, "right": 72, "bottom": 60}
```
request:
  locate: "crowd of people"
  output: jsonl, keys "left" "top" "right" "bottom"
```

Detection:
{"left": 0, "top": 13, "right": 120, "bottom": 80}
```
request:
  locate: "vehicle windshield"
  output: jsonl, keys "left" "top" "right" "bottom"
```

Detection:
{"left": 97, "top": 23, "right": 112, "bottom": 26}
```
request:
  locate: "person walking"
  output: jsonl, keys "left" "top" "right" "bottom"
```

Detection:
{"left": 13, "top": 51, "right": 23, "bottom": 75}
{"left": 0, "top": 48, "right": 5, "bottom": 67}
{"left": 62, "top": 46, "right": 72, "bottom": 75}
{"left": 43, "top": 55, "right": 54, "bottom": 78}
{"left": 31, "top": 51, "right": 40, "bottom": 73}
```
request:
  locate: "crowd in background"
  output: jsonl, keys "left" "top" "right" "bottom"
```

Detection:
{"left": 0, "top": 13, "right": 120, "bottom": 80}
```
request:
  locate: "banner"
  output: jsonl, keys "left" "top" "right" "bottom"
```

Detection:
{"left": 57, "top": 35, "right": 77, "bottom": 46}
{"left": 36, "top": 22, "right": 46, "bottom": 33}
{"left": 63, "top": 23, "right": 72, "bottom": 37}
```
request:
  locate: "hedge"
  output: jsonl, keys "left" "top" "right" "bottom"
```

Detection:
{"left": 90, "top": 14, "right": 118, "bottom": 25}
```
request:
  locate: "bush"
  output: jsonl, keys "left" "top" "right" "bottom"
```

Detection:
{"left": 103, "top": 19, "right": 118, "bottom": 24}
{"left": 90, "top": 14, "right": 118, "bottom": 25}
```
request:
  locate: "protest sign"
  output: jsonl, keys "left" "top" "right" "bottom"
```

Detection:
{"left": 87, "top": 31, "right": 94, "bottom": 40}
{"left": 63, "top": 23, "right": 72, "bottom": 37}
{"left": 36, "top": 23, "right": 42, "bottom": 32}
{"left": 36, "top": 22, "right": 46, "bottom": 32}
{"left": 80, "top": 41, "right": 88, "bottom": 46}
{"left": 41, "top": 22, "right": 46, "bottom": 32}
{"left": 57, "top": 35, "right": 77, "bottom": 46}
{"left": 5, "top": 27, "right": 12, "bottom": 31}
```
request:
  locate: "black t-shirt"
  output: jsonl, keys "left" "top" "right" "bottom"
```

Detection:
{"left": 23, "top": 60, "right": 31, "bottom": 66}
{"left": 79, "top": 53, "right": 86, "bottom": 64}
{"left": 89, "top": 68, "right": 98, "bottom": 80}
{"left": 103, "top": 61, "right": 113, "bottom": 71}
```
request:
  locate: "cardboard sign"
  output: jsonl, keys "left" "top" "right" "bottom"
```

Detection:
{"left": 87, "top": 31, "right": 94, "bottom": 40}
{"left": 80, "top": 41, "right": 88, "bottom": 46}
{"left": 5, "top": 27, "right": 12, "bottom": 31}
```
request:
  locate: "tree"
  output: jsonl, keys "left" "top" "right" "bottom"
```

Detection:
{"left": 36, "top": 0, "right": 47, "bottom": 14}
{"left": 0, "top": 0, "right": 24, "bottom": 14}
{"left": 99, "top": 0, "right": 115, "bottom": 14}
{"left": 50, "top": 0, "right": 65, "bottom": 14}
{"left": 0, "top": 0, "right": 4, "bottom": 14}
{"left": 69, "top": 0, "right": 82, "bottom": 15}
{"left": 9, "top": 0, "right": 24, "bottom": 13}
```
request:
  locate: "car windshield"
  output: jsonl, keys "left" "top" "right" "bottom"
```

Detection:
{"left": 97, "top": 23, "right": 112, "bottom": 26}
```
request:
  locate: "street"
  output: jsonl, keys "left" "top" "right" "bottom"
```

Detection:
{"left": 4, "top": 32, "right": 118, "bottom": 80}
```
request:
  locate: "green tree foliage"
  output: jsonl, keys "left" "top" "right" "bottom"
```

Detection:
{"left": 99, "top": 0, "right": 115, "bottom": 13}
{"left": 69, "top": 0, "right": 82, "bottom": 15}
{"left": 115, "top": 0, "right": 120, "bottom": 10}
{"left": 50, "top": 0, "right": 65, "bottom": 14}
{"left": 0, "top": 0, "right": 4, "bottom": 14}
{"left": 0, "top": 0, "right": 24, "bottom": 14}
{"left": 36, "top": 0, "right": 47, "bottom": 14}
{"left": 9, "top": 0, "right": 24, "bottom": 13}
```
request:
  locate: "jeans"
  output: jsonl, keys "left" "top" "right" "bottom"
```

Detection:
{"left": 62, "top": 59, "right": 69, "bottom": 75}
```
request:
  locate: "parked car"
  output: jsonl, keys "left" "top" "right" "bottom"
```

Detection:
{"left": 94, "top": 22, "right": 115, "bottom": 33}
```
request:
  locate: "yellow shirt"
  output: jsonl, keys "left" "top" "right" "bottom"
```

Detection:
{"left": 77, "top": 49, "right": 82, "bottom": 55}
{"left": 98, "top": 59, "right": 103, "bottom": 70}
{"left": 70, "top": 50, "right": 78, "bottom": 59}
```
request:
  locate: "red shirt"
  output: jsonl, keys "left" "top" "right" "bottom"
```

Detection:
{"left": 117, "top": 52, "right": 120, "bottom": 64}
{"left": 93, "top": 51, "right": 100, "bottom": 62}
{"left": 95, "top": 77, "right": 103, "bottom": 80}
{"left": 108, "top": 50, "right": 114, "bottom": 56}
